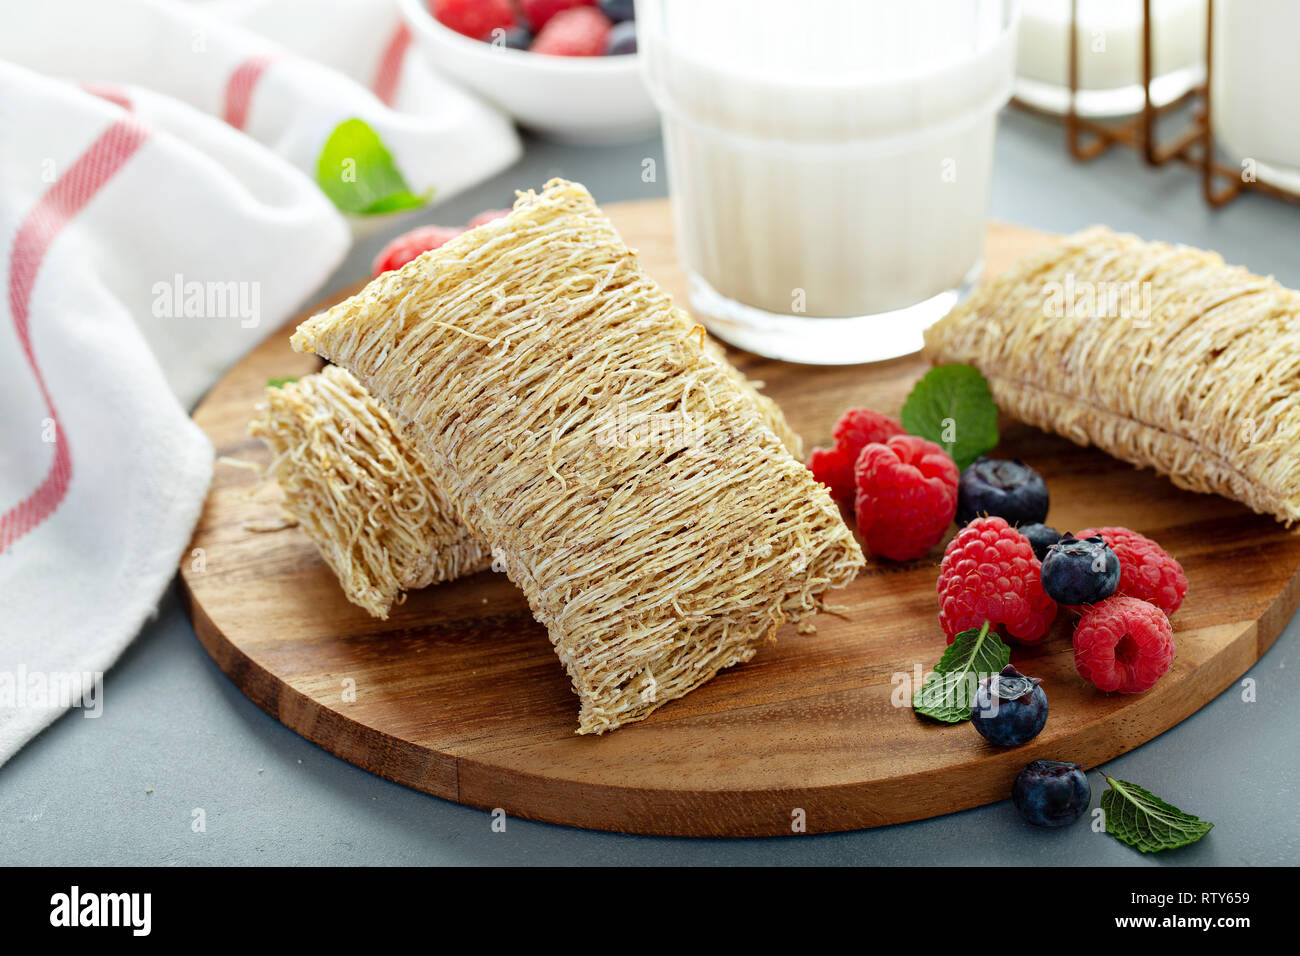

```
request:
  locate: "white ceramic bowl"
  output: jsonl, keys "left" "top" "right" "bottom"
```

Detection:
{"left": 398, "top": 0, "right": 659, "bottom": 144}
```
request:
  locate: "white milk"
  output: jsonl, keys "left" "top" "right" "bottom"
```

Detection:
{"left": 1211, "top": 0, "right": 1300, "bottom": 192}
{"left": 1015, "top": 0, "right": 1206, "bottom": 117}
{"left": 637, "top": 0, "right": 1017, "bottom": 364}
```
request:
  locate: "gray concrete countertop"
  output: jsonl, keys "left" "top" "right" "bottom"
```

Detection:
{"left": 2, "top": 109, "right": 1297, "bottom": 866}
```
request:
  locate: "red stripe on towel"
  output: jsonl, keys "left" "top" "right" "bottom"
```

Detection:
{"left": 223, "top": 54, "right": 278, "bottom": 130}
{"left": 1, "top": 117, "right": 151, "bottom": 554}
{"left": 372, "top": 23, "right": 412, "bottom": 107}
{"left": 81, "top": 83, "right": 133, "bottom": 112}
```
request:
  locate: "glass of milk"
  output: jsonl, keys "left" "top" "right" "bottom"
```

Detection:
{"left": 1211, "top": 0, "right": 1300, "bottom": 193}
{"left": 1015, "top": 0, "right": 1206, "bottom": 117}
{"left": 636, "top": 0, "right": 1018, "bottom": 365}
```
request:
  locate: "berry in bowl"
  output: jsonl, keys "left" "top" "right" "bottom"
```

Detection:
{"left": 400, "top": 0, "right": 658, "bottom": 144}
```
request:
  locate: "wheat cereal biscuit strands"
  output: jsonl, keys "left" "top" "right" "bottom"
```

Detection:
{"left": 250, "top": 365, "right": 492, "bottom": 619}
{"left": 291, "top": 179, "right": 863, "bottom": 733}
{"left": 924, "top": 225, "right": 1300, "bottom": 525}
{"left": 253, "top": 357, "right": 802, "bottom": 618}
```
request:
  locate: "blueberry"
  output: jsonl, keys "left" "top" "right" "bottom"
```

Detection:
{"left": 1019, "top": 522, "right": 1061, "bottom": 561}
{"left": 600, "top": 0, "right": 636, "bottom": 21}
{"left": 1040, "top": 532, "right": 1120, "bottom": 605}
{"left": 605, "top": 20, "right": 637, "bottom": 55}
{"left": 491, "top": 25, "right": 532, "bottom": 50}
{"left": 1012, "top": 759, "right": 1091, "bottom": 827}
{"left": 956, "top": 457, "right": 1050, "bottom": 527}
{"left": 971, "top": 664, "right": 1048, "bottom": 747}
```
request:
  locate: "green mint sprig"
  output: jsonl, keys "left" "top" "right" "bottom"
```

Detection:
{"left": 316, "top": 118, "right": 432, "bottom": 216}
{"left": 1100, "top": 773, "right": 1214, "bottom": 853}
{"left": 901, "top": 363, "right": 999, "bottom": 470}
{"left": 266, "top": 376, "right": 298, "bottom": 389}
{"left": 913, "top": 621, "right": 1011, "bottom": 723}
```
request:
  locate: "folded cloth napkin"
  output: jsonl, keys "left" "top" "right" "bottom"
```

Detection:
{"left": 0, "top": 0, "right": 521, "bottom": 765}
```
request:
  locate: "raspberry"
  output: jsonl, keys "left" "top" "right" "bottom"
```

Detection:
{"left": 1076, "top": 526, "right": 1187, "bottom": 615}
{"left": 521, "top": 0, "right": 595, "bottom": 32}
{"left": 854, "top": 435, "right": 958, "bottom": 561}
{"left": 371, "top": 225, "right": 467, "bottom": 276}
{"left": 432, "top": 0, "right": 517, "bottom": 40}
{"left": 807, "top": 407, "right": 905, "bottom": 506}
{"left": 833, "top": 407, "right": 906, "bottom": 457}
{"left": 530, "top": 6, "right": 612, "bottom": 56}
{"left": 467, "top": 208, "right": 511, "bottom": 228}
{"left": 937, "top": 516, "right": 1058, "bottom": 644}
{"left": 807, "top": 443, "right": 855, "bottom": 505}
{"left": 1073, "top": 595, "right": 1175, "bottom": 693}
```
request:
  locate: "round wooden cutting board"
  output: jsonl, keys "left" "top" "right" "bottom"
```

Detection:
{"left": 181, "top": 199, "right": 1300, "bottom": 837}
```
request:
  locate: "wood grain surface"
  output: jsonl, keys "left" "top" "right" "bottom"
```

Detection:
{"left": 179, "top": 200, "right": 1300, "bottom": 836}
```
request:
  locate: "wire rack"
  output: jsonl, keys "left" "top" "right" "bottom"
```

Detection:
{"left": 1011, "top": 0, "right": 1300, "bottom": 208}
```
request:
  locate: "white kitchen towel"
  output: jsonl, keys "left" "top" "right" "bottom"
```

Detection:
{"left": 0, "top": 0, "right": 522, "bottom": 225}
{"left": 0, "top": 0, "right": 521, "bottom": 765}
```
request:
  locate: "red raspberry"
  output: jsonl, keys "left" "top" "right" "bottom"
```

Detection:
{"left": 432, "top": 0, "right": 517, "bottom": 40}
{"left": 371, "top": 224, "right": 467, "bottom": 276}
{"left": 937, "top": 516, "right": 1058, "bottom": 644}
{"left": 1073, "top": 595, "right": 1175, "bottom": 693}
{"left": 807, "top": 408, "right": 905, "bottom": 506}
{"left": 1076, "top": 526, "right": 1187, "bottom": 615}
{"left": 807, "top": 443, "right": 855, "bottom": 505}
{"left": 520, "top": 0, "right": 595, "bottom": 32}
{"left": 530, "top": 6, "right": 611, "bottom": 56}
{"left": 467, "top": 207, "right": 511, "bottom": 228}
{"left": 854, "top": 435, "right": 958, "bottom": 561}
{"left": 835, "top": 408, "right": 905, "bottom": 461}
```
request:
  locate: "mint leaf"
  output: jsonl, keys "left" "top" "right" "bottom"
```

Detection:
{"left": 266, "top": 376, "right": 298, "bottom": 389}
{"left": 901, "top": 364, "right": 999, "bottom": 470}
{"left": 315, "top": 118, "right": 432, "bottom": 216}
{"left": 913, "top": 621, "right": 1011, "bottom": 723}
{"left": 1100, "top": 775, "right": 1214, "bottom": 853}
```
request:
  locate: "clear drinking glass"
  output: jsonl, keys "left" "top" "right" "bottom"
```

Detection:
{"left": 1211, "top": 0, "right": 1300, "bottom": 193}
{"left": 1014, "top": 0, "right": 1207, "bottom": 118}
{"left": 636, "top": 0, "right": 1019, "bottom": 365}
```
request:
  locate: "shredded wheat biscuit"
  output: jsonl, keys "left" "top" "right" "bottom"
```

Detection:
{"left": 290, "top": 179, "right": 863, "bottom": 733}
{"left": 924, "top": 225, "right": 1300, "bottom": 525}
{"left": 253, "top": 357, "right": 802, "bottom": 619}
{"left": 250, "top": 366, "right": 492, "bottom": 619}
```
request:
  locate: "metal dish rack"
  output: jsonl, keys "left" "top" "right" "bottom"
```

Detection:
{"left": 1011, "top": 0, "right": 1300, "bottom": 207}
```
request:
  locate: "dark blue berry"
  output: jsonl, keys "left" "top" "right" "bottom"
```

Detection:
{"left": 599, "top": 0, "right": 636, "bottom": 22}
{"left": 492, "top": 25, "right": 532, "bottom": 50}
{"left": 956, "top": 457, "right": 1049, "bottom": 527}
{"left": 1040, "top": 532, "right": 1120, "bottom": 605}
{"left": 971, "top": 664, "right": 1048, "bottom": 747}
{"left": 1012, "top": 759, "right": 1091, "bottom": 828}
{"left": 1019, "top": 522, "right": 1061, "bottom": 561}
{"left": 605, "top": 20, "right": 636, "bottom": 55}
